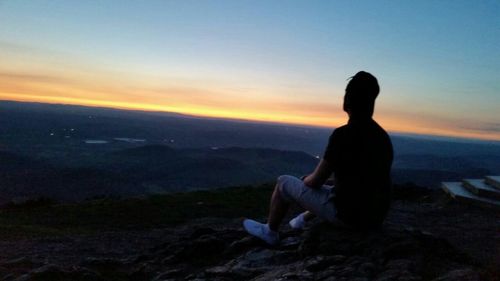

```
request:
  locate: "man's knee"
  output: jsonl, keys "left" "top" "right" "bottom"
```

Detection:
{"left": 276, "top": 175, "right": 294, "bottom": 192}
{"left": 277, "top": 174, "right": 295, "bottom": 185}
{"left": 277, "top": 175, "right": 303, "bottom": 202}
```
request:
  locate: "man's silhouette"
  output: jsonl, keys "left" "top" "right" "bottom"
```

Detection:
{"left": 243, "top": 71, "right": 393, "bottom": 245}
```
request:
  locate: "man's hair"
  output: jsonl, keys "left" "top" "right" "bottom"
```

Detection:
{"left": 344, "top": 71, "right": 379, "bottom": 116}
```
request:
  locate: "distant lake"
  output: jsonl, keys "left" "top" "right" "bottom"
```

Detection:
{"left": 84, "top": 140, "right": 109, "bottom": 144}
{"left": 114, "top": 138, "right": 146, "bottom": 143}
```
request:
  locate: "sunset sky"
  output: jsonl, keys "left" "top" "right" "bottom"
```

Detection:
{"left": 0, "top": 1, "right": 498, "bottom": 140}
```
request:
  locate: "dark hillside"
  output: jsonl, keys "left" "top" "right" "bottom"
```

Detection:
{"left": 0, "top": 146, "right": 319, "bottom": 203}
{"left": 1, "top": 101, "right": 499, "bottom": 201}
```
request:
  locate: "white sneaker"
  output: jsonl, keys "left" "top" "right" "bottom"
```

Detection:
{"left": 289, "top": 212, "right": 306, "bottom": 229}
{"left": 243, "top": 219, "right": 279, "bottom": 245}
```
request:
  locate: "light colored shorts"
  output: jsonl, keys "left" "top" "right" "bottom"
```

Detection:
{"left": 276, "top": 175, "right": 337, "bottom": 222}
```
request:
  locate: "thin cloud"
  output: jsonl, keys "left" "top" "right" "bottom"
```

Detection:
{"left": 458, "top": 122, "right": 500, "bottom": 133}
{"left": 0, "top": 72, "right": 68, "bottom": 83}
{"left": 0, "top": 40, "right": 54, "bottom": 56}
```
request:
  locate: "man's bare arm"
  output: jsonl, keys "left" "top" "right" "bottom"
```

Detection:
{"left": 303, "top": 159, "right": 334, "bottom": 188}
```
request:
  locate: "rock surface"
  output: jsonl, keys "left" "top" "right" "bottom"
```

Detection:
{"left": 0, "top": 190, "right": 498, "bottom": 281}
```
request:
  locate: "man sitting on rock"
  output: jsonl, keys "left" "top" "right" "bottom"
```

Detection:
{"left": 243, "top": 71, "right": 393, "bottom": 245}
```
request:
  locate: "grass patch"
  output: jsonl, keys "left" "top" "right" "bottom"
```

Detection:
{"left": 0, "top": 184, "right": 274, "bottom": 239}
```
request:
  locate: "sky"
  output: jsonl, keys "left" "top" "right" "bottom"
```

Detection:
{"left": 0, "top": 0, "right": 499, "bottom": 140}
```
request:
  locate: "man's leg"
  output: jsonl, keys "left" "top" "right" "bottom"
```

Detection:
{"left": 243, "top": 175, "right": 297, "bottom": 245}
{"left": 289, "top": 210, "right": 315, "bottom": 229}
{"left": 267, "top": 181, "right": 291, "bottom": 231}
{"left": 243, "top": 175, "right": 335, "bottom": 245}
{"left": 289, "top": 185, "right": 333, "bottom": 229}
{"left": 283, "top": 180, "right": 336, "bottom": 228}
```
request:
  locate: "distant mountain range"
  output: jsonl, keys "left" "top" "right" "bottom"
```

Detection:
{"left": 0, "top": 100, "right": 499, "bottom": 203}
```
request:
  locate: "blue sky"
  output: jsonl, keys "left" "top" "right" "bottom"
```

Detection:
{"left": 0, "top": 0, "right": 499, "bottom": 140}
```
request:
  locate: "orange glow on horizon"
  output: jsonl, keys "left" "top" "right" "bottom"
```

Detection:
{"left": 1, "top": 92, "right": 499, "bottom": 142}
{"left": 0, "top": 92, "right": 343, "bottom": 128}
{"left": 0, "top": 60, "right": 498, "bottom": 142}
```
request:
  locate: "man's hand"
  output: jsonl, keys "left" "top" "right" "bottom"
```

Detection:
{"left": 303, "top": 159, "right": 333, "bottom": 188}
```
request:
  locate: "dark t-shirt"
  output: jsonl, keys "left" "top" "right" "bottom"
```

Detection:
{"left": 324, "top": 118, "right": 393, "bottom": 228}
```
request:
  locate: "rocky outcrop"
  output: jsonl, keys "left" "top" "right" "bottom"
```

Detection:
{"left": 0, "top": 220, "right": 486, "bottom": 281}
{"left": 0, "top": 187, "right": 497, "bottom": 281}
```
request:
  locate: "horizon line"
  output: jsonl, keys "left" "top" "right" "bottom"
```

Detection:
{"left": 2, "top": 99, "right": 499, "bottom": 145}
